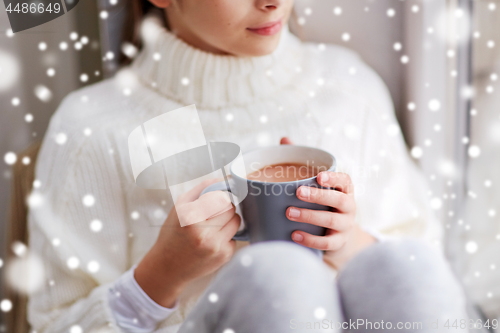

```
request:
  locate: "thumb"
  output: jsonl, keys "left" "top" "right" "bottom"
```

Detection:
{"left": 280, "top": 137, "right": 294, "bottom": 145}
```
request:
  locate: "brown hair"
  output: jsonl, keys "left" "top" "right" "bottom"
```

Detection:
{"left": 118, "top": 0, "right": 167, "bottom": 66}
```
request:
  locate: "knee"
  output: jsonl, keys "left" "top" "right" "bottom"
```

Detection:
{"left": 339, "top": 238, "right": 462, "bottom": 294}
{"left": 236, "top": 240, "right": 320, "bottom": 264}
{"left": 221, "top": 240, "right": 332, "bottom": 284}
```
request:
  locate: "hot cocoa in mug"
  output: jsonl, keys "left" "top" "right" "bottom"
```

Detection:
{"left": 200, "top": 145, "right": 336, "bottom": 258}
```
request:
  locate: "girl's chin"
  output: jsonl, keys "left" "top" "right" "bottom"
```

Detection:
{"left": 236, "top": 34, "right": 281, "bottom": 57}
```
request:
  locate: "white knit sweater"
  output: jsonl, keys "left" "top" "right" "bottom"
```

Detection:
{"left": 27, "top": 15, "right": 443, "bottom": 332}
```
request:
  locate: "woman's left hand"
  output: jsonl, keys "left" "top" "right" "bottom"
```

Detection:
{"left": 280, "top": 137, "right": 376, "bottom": 270}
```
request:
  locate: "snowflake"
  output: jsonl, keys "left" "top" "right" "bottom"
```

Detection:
{"left": 70, "top": 325, "right": 83, "bottom": 333}
{"left": 386, "top": 124, "right": 400, "bottom": 136}
{"left": 27, "top": 192, "right": 44, "bottom": 208}
{"left": 455, "top": 8, "right": 464, "bottom": 18}
{"left": 12, "top": 241, "right": 27, "bottom": 257}
{"left": 0, "top": 299, "right": 12, "bottom": 312}
{"left": 67, "top": 257, "right": 80, "bottom": 269}
{"left": 34, "top": 85, "right": 52, "bottom": 102}
{"left": 122, "top": 42, "right": 138, "bottom": 58}
{"left": 314, "top": 307, "right": 326, "bottom": 319}
{"left": 240, "top": 254, "right": 253, "bottom": 267}
{"left": 430, "top": 197, "right": 443, "bottom": 210}
{"left": 82, "top": 194, "right": 95, "bottom": 207}
{"left": 411, "top": 146, "right": 423, "bottom": 159}
{"left": 87, "top": 261, "right": 100, "bottom": 273}
{"left": 90, "top": 219, "right": 103, "bottom": 232}
{"left": 468, "top": 145, "right": 481, "bottom": 158}
{"left": 38, "top": 42, "right": 47, "bottom": 51}
{"left": 54, "top": 132, "right": 67, "bottom": 145}
{"left": 4, "top": 152, "right": 17, "bottom": 165}
{"left": 208, "top": 292, "right": 219, "bottom": 303}
{"left": 428, "top": 99, "right": 441, "bottom": 111}
{"left": 465, "top": 241, "right": 478, "bottom": 254}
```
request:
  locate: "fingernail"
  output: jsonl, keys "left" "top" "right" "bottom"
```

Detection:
{"left": 299, "top": 186, "right": 310, "bottom": 197}
{"left": 319, "top": 172, "right": 329, "bottom": 183}
{"left": 292, "top": 233, "right": 303, "bottom": 242}
{"left": 289, "top": 207, "right": 300, "bottom": 218}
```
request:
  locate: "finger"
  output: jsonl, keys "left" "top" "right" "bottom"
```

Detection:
{"left": 176, "top": 177, "right": 226, "bottom": 204}
{"left": 219, "top": 213, "right": 242, "bottom": 241}
{"left": 190, "top": 206, "right": 235, "bottom": 230}
{"left": 176, "top": 190, "right": 232, "bottom": 226}
{"left": 286, "top": 207, "right": 349, "bottom": 231}
{"left": 280, "top": 137, "right": 294, "bottom": 145}
{"left": 316, "top": 172, "right": 354, "bottom": 195}
{"left": 206, "top": 202, "right": 235, "bottom": 220}
{"left": 296, "top": 186, "right": 355, "bottom": 212}
{"left": 224, "top": 239, "right": 237, "bottom": 262}
{"left": 291, "top": 230, "right": 346, "bottom": 251}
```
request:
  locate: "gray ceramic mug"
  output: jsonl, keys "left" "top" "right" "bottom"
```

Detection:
{"left": 200, "top": 145, "right": 336, "bottom": 258}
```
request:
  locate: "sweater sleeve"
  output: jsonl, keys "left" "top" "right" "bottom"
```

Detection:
{"left": 27, "top": 92, "right": 132, "bottom": 332}
{"left": 354, "top": 98, "right": 444, "bottom": 248}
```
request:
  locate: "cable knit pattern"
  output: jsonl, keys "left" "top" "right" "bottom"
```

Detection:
{"left": 27, "top": 14, "right": 443, "bottom": 332}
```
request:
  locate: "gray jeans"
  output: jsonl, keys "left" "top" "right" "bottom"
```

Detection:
{"left": 177, "top": 239, "right": 469, "bottom": 333}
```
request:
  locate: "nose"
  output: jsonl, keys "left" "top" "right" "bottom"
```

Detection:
{"left": 256, "top": 0, "right": 283, "bottom": 11}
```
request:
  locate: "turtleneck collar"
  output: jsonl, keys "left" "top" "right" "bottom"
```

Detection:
{"left": 129, "top": 15, "right": 305, "bottom": 109}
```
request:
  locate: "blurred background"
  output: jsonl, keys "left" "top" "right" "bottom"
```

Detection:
{"left": 1, "top": 0, "right": 499, "bottom": 330}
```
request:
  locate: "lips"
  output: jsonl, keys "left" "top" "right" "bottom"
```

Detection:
{"left": 247, "top": 18, "right": 283, "bottom": 36}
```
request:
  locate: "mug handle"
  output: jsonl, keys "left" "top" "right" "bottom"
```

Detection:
{"left": 199, "top": 180, "right": 250, "bottom": 241}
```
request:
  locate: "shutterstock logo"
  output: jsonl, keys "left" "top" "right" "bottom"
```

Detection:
{"left": 128, "top": 104, "right": 247, "bottom": 227}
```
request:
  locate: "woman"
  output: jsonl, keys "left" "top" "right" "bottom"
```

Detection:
{"left": 27, "top": 0, "right": 468, "bottom": 332}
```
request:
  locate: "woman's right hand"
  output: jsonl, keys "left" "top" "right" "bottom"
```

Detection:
{"left": 134, "top": 178, "right": 241, "bottom": 308}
